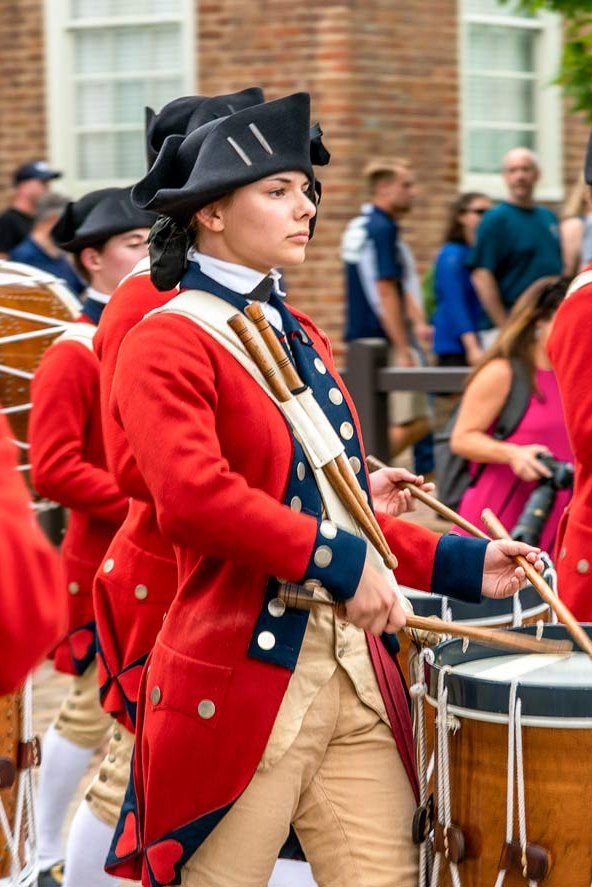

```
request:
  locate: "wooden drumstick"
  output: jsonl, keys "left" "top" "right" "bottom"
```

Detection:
{"left": 278, "top": 584, "right": 572, "bottom": 655}
{"left": 244, "top": 302, "right": 398, "bottom": 566}
{"left": 481, "top": 509, "right": 592, "bottom": 660}
{"left": 366, "top": 454, "right": 490, "bottom": 540}
{"left": 228, "top": 314, "right": 397, "bottom": 569}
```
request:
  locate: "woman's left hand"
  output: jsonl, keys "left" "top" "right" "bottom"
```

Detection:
{"left": 370, "top": 467, "right": 435, "bottom": 517}
{"left": 481, "top": 539, "right": 544, "bottom": 599}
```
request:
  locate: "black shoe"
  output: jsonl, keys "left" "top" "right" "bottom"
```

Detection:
{"left": 37, "top": 861, "right": 65, "bottom": 886}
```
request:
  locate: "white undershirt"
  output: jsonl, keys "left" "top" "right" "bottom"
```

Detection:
{"left": 187, "top": 248, "right": 285, "bottom": 332}
{"left": 85, "top": 287, "right": 111, "bottom": 305}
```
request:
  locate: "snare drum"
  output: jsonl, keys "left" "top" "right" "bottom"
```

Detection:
{"left": 0, "top": 261, "right": 79, "bottom": 487}
{"left": 400, "top": 582, "right": 550, "bottom": 686}
{"left": 0, "top": 679, "right": 39, "bottom": 885}
{"left": 424, "top": 624, "right": 592, "bottom": 886}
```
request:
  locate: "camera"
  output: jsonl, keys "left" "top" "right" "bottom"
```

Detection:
{"left": 511, "top": 453, "right": 574, "bottom": 547}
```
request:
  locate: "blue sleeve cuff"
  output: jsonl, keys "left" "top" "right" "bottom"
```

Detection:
{"left": 302, "top": 520, "right": 367, "bottom": 602}
{"left": 431, "top": 534, "right": 487, "bottom": 604}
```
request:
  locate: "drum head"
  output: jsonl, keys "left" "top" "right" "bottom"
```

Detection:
{"left": 402, "top": 580, "right": 547, "bottom": 624}
{"left": 0, "top": 261, "right": 79, "bottom": 485}
{"left": 425, "top": 624, "right": 592, "bottom": 720}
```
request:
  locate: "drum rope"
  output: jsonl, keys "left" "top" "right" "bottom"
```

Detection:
{"left": 494, "top": 681, "right": 538, "bottom": 887}
{"left": 440, "top": 597, "right": 452, "bottom": 622}
{"left": 512, "top": 591, "right": 523, "bottom": 628}
{"left": 410, "top": 647, "right": 435, "bottom": 887}
{"left": 431, "top": 666, "right": 462, "bottom": 887}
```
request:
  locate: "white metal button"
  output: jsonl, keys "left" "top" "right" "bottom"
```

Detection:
{"left": 68, "top": 581, "right": 80, "bottom": 595}
{"left": 290, "top": 496, "right": 302, "bottom": 512}
{"left": 197, "top": 699, "right": 216, "bottom": 720}
{"left": 320, "top": 520, "right": 337, "bottom": 540}
{"left": 296, "top": 462, "right": 306, "bottom": 481}
{"left": 150, "top": 686, "right": 161, "bottom": 705}
{"left": 268, "top": 597, "right": 286, "bottom": 618}
{"left": 314, "top": 357, "right": 327, "bottom": 375}
{"left": 349, "top": 456, "right": 362, "bottom": 474}
{"left": 257, "top": 631, "right": 276, "bottom": 651}
{"left": 577, "top": 559, "right": 590, "bottom": 574}
{"left": 103, "top": 558, "right": 115, "bottom": 574}
{"left": 314, "top": 546, "right": 333, "bottom": 568}
{"left": 134, "top": 584, "right": 149, "bottom": 601}
{"left": 339, "top": 422, "right": 354, "bottom": 441}
{"left": 328, "top": 387, "right": 343, "bottom": 405}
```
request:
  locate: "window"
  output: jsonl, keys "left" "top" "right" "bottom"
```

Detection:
{"left": 460, "top": 0, "right": 563, "bottom": 200}
{"left": 45, "top": 0, "right": 195, "bottom": 194}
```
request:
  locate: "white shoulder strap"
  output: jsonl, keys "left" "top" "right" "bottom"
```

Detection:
{"left": 54, "top": 321, "right": 96, "bottom": 352}
{"left": 566, "top": 269, "right": 592, "bottom": 299}
{"left": 149, "top": 289, "right": 406, "bottom": 606}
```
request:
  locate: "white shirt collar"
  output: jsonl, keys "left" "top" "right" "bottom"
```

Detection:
{"left": 85, "top": 287, "right": 111, "bottom": 305}
{"left": 187, "top": 248, "right": 286, "bottom": 299}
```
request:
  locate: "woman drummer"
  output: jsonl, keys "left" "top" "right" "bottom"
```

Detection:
{"left": 104, "top": 92, "right": 542, "bottom": 887}
{"left": 28, "top": 188, "right": 155, "bottom": 887}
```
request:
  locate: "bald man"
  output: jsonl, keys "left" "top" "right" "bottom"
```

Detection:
{"left": 469, "top": 147, "right": 563, "bottom": 338}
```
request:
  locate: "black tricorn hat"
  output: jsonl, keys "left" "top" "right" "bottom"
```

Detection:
{"left": 52, "top": 187, "right": 157, "bottom": 253}
{"left": 144, "top": 88, "right": 266, "bottom": 169}
{"left": 585, "top": 130, "right": 592, "bottom": 186}
{"left": 132, "top": 93, "right": 314, "bottom": 221}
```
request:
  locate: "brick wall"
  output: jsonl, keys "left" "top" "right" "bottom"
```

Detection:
{"left": 0, "top": 0, "right": 588, "bottom": 361}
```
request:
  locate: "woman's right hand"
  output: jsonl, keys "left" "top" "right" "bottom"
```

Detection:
{"left": 344, "top": 555, "right": 406, "bottom": 635}
{"left": 507, "top": 443, "right": 552, "bottom": 482}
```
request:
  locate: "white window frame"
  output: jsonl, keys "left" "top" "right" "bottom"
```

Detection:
{"left": 44, "top": 1, "right": 196, "bottom": 196}
{"left": 459, "top": 2, "right": 563, "bottom": 202}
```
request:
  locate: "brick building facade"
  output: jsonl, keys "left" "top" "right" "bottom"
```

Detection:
{"left": 0, "top": 1, "right": 588, "bottom": 359}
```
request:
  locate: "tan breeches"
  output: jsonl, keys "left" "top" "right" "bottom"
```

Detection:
{"left": 53, "top": 662, "right": 112, "bottom": 749}
{"left": 85, "top": 722, "right": 135, "bottom": 829}
{"left": 181, "top": 667, "right": 418, "bottom": 887}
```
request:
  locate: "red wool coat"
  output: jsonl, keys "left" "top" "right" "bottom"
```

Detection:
{"left": 93, "top": 271, "right": 178, "bottom": 729}
{"left": 105, "top": 282, "right": 453, "bottom": 887}
{"left": 29, "top": 318, "right": 128, "bottom": 675}
{"left": 0, "top": 408, "right": 67, "bottom": 694}
{"left": 547, "top": 269, "right": 592, "bottom": 619}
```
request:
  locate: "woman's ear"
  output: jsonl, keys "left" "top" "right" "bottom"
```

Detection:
{"left": 195, "top": 201, "right": 225, "bottom": 233}
{"left": 79, "top": 246, "right": 102, "bottom": 276}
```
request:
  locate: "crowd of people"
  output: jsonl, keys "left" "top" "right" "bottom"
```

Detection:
{"left": 341, "top": 146, "right": 581, "bottom": 547}
{"left": 0, "top": 87, "right": 590, "bottom": 887}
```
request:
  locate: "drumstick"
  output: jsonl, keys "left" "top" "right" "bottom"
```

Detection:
{"left": 366, "top": 454, "right": 490, "bottom": 540}
{"left": 228, "top": 314, "right": 397, "bottom": 570}
{"left": 481, "top": 509, "right": 592, "bottom": 660}
{"left": 243, "top": 302, "right": 397, "bottom": 564}
{"left": 278, "top": 584, "right": 572, "bottom": 655}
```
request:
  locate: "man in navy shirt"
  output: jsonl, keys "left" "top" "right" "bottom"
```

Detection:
{"left": 469, "top": 148, "right": 563, "bottom": 334}
{"left": 341, "top": 159, "right": 431, "bottom": 460}
{"left": 0, "top": 160, "right": 62, "bottom": 257}
{"left": 10, "top": 193, "right": 85, "bottom": 298}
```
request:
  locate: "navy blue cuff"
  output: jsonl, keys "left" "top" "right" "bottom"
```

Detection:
{"left": 431, "top": 534, "right": 487, "bottom": 604}
{"left": 302, "top": 520, "right": 367, "bottom": 602}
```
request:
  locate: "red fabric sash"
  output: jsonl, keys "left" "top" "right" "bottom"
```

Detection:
{"left": 366, "top": 633, "right": 419, "bottom": 804}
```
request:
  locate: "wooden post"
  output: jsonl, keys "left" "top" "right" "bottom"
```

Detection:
{"left": 344, "top": 339, "right": 389, "bottom": 463}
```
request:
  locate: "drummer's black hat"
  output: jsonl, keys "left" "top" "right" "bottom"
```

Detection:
{"left": 585, "top": 130, "right": 592, "bottom": 186}
{"left": 52, "top": 187, "right": 157, "bottom": 253}
{"left": 144, "top": 88, "right": 265, "bottom": 169}
{"left": 133, "top": 93, "right": 314, "bottom": 221}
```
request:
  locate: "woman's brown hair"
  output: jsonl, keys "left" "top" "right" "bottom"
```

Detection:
{"left": 468, "top": 276, "right": 571, "bottom": 393}
{"left": 443, "top": 192, "right": 489, "bottom": 245}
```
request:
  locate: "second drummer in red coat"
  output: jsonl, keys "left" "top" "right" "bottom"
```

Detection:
{"left": 547, "top": 132, "right": 592, "bottom": 620}
{"left": 28, "top": 187, "right": 155, "bottom": 887}
{"left": 102, "top": 93, "right": 543, "bottom": 887}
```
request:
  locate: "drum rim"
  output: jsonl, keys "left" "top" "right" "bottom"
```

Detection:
{"left": 424, "top": 624, "right": 592, "bottom": 720}
{"left": 401, "top": 582, "right": 548, "bottom": 621}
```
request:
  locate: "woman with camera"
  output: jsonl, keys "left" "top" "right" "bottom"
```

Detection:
{"left": 450, "top": 277, "right": 573, "bottom": 551}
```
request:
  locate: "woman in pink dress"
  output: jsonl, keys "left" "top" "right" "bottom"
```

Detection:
{"left": 451, "top": 277, "right": 573, "bottom": 552}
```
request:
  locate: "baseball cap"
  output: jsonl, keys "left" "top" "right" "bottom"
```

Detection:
{"left": 13, "top": 161, "right": 62, "bottom": 185}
